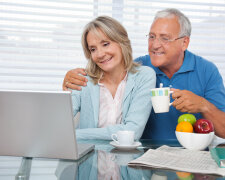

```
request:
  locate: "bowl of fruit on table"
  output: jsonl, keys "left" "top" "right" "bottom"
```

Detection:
{"left": 175, "top": 114, "right": 215, "bottom": 151}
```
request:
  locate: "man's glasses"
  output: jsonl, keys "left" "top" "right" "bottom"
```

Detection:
{"left": 146, "top": 34, "right": 185, "bottom": 44}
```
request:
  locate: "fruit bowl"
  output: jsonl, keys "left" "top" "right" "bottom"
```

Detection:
{"left": 175, "top": 131, "right": 215, "bottom": 151}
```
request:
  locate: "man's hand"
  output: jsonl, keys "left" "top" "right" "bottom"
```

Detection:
{"left": 171, "top": 88, "right": 206, "bottom": 113}
{"left": 63, "top": 68, "right": 88, "bottom": 91}
{"left": 171, "top": 88, "right": 225, "bottom": 138}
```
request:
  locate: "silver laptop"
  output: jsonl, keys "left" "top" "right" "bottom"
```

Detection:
{"left": 0, "top": 90, "right": 94, "bottom": 160}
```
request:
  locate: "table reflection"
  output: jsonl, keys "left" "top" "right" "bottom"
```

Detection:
{"left": 12, "top": 140, "right": 224, "bottom": 180}
{"left": 55, "top": 148, "right": 151, "bottom": 180}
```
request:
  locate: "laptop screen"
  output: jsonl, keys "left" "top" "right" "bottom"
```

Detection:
{"left": 0, "top": 90, "right": 79, "bottom": 159}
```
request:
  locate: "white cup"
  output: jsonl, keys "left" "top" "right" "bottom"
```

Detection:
{"left": 111, "top": 131, "right": 134, "bottom": 146}
{"left": 151, "top": 173, "right": 168, "bottom": 180}
{"left": 150, "top": 87, "right": 173, "bottom": 113}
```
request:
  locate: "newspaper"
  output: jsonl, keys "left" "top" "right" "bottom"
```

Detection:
{"left": 128, "top": 145, "right": 225, "bottom": 177}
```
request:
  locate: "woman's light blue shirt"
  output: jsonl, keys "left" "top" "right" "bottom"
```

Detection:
{"left": 71, "top": 66, "right": 156, "bottom": 140}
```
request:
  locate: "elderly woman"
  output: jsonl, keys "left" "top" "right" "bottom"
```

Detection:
{"left": 71, "top": 16, "right": 156, "bottom": 140}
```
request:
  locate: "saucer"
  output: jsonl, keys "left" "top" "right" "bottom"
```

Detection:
{"left": 110, "top": 141, "right": 142, "bottom": 150}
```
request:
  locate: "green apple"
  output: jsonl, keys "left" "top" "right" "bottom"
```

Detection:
{"left": 178, "top": 114, "right": 196, "bottom": 125}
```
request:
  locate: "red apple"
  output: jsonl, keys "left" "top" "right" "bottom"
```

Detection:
{"left": 193, "top": 119, "right": 214, "bottom": 134}
{"left": 194, "top": 173, "right": 214, "bottom": 180}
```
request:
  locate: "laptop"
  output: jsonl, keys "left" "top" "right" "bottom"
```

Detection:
{"left": 0, "top": 90, "right": 94, "bottom": 160}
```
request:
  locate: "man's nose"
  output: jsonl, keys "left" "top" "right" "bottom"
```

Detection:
{"left": 151, "top": 38, "right": 162, "bottom": 48}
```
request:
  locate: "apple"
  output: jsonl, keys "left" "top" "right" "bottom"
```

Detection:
{"left": 178, "top": 114, "right": 196, "bottom": 125}
{"left": 194, "top": 174, "right": 214, "bottom": 180}
{"left": 193, "top": 119, "right": 214, "bottom": 134}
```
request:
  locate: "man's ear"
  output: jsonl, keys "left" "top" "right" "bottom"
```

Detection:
{"left": 182, "top": 36, "right": 190, "bottom": 51}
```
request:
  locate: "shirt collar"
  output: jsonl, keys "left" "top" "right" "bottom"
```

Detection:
{"left": 98, "top": 71, "right": 128, "bottom": 86}
{"left": 98, "top": 73, "right": 104, "bottom": 86}
{"left": 177, "top": 50, "right": 195, "bottom": 73}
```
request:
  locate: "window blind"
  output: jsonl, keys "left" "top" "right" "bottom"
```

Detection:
{"left": 0, "top": 0, "right": 225, "bottom": 91}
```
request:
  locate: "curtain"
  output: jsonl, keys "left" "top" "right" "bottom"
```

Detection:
{"left": 0, "top": 0, "right": 225, "bottom": 91}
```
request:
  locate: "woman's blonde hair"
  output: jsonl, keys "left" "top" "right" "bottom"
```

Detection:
{"left": 81, "top": 16, "right": 139, "bottom": 84}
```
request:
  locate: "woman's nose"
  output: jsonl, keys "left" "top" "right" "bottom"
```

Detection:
{"left": 96, "top": 48, "right": 105, "bottom": 59}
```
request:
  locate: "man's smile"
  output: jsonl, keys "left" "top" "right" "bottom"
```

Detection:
{"left": 151, "top": 51, "right": 165, "bottom": 56}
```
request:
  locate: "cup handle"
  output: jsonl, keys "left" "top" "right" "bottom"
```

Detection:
{"left": 111, "top": 134, "right": 119, "bottom": 144}
{"left": 169, "top": 91, "right": 174, "bottom": 106}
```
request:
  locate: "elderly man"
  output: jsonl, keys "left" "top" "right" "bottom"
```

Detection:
{"left": 63, "top": 8, "right": 225, "bottom": 139}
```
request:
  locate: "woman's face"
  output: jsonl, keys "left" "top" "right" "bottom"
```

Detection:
{"left": 86, "top": 29, "right": 125, "bottom": 74}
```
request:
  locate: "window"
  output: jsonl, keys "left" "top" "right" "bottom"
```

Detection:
{"left": 1, "top": 0, "right": 225, "bottom": 90}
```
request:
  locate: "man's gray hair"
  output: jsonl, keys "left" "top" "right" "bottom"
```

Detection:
{"left": 154, "top": 8, "right": 191, "bottom": 37}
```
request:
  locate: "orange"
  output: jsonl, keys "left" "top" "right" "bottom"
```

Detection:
{"left": 176, "top": 172, "right": 191, "bottom": 178}
{"left": 176, "top": 121, "right": 193, "bottom": 133}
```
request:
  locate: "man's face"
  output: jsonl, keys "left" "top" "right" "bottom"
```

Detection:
{"left": 148, "top": 16, "right": 189, "bottom": 71}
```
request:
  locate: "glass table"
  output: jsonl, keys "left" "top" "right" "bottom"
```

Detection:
{"left": 0, "top": 140, "right": 224, "bottom": 180}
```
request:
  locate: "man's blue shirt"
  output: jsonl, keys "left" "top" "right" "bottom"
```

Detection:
{"left": 135, "top": 50, "right": 225, "bottom": 140}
